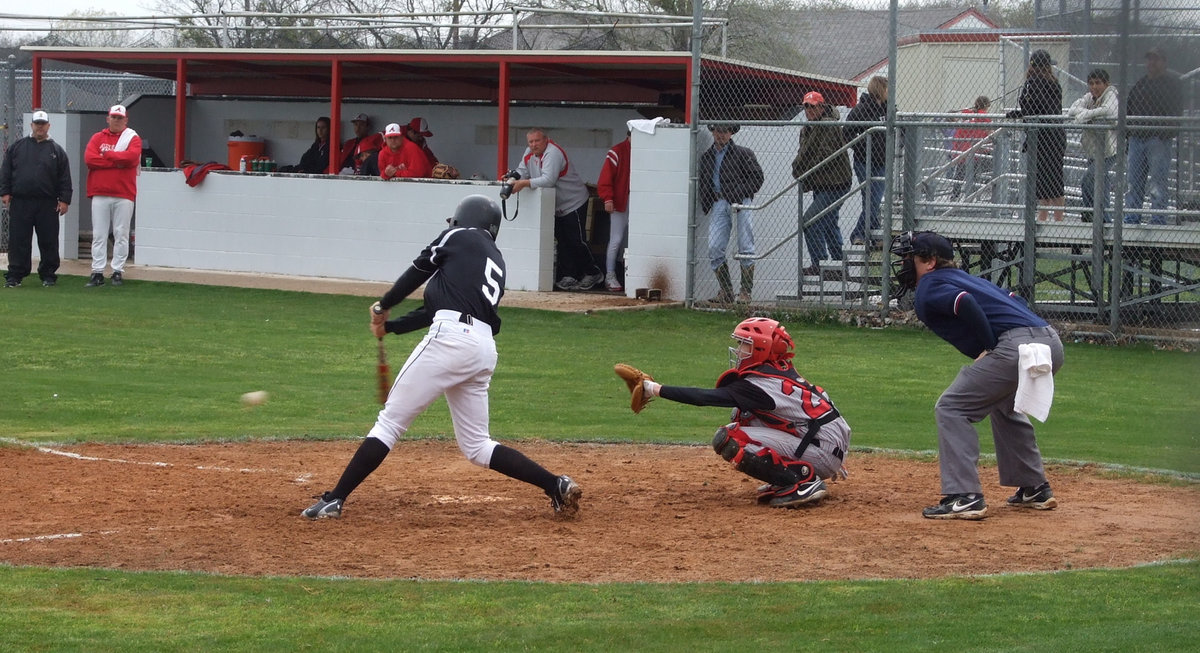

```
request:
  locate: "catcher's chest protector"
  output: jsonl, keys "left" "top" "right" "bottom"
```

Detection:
{"left": 730, "top": 366, "right": 840, "bottom": 437}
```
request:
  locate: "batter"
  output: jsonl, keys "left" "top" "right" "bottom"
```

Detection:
{"left": 303, "top": 195, "right": 582, "bottom": 520}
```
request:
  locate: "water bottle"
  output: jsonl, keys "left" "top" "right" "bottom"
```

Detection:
{"left": 240, "top": 155, "right": 249, "bottom": 172}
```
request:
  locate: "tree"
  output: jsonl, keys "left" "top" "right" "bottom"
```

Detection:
{"left": 49, "top": 10, "right": 157, "bottom": 48}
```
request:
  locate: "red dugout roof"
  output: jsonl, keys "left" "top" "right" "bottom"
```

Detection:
{"left": 24, "top": 47, "right": 858, "bottom": 171}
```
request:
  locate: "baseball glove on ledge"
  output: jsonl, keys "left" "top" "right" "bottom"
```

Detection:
{"left": 614, "top": 363, "right": 655, "bottom": 413}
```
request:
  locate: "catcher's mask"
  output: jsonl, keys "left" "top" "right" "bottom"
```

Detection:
{"left": 730, "top": 317, "right": 794, "bottom": 370}
{"left": 888, "top": 230, "right": 953, "bottom": 299}
{"left": 449, "top": 194, "right": 503, "bottom": 240}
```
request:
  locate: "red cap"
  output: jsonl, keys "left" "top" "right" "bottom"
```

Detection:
{"left": 802, "top": 92, "right": 825, "bottom": 106}
{"left": 407, "top": 117, "right": 433, "bottom": 137}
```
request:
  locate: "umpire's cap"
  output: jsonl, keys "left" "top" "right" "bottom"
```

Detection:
{"left": 890, "top": 230, "right": 954, "bottom": 260}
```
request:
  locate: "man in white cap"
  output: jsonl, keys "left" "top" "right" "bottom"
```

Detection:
{"left": 1, "top": 110, "right": 73, "bottom": 288}
{"left": 378, "top": 122, "right": 432, "bottom": 179}
{"left": 83, "top": 104, "right": 142, "bottom": 287}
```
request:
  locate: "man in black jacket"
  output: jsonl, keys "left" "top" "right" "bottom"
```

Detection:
{"left": 1, "top": 110, "right": 73, "bottom": 288}
{"left": 1124, "top": 47, "right": 1183, "bottom": 225}
{"left": 698, "top": 124, "right": 764, "bottom": 304}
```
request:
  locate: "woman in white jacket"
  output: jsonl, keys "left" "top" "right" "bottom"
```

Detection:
{"left": 1068, "top": 69, "right": 1119, "bottom": 222}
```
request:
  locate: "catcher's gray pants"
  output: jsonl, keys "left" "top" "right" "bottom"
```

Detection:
{"left": 935, "top": 326, "right": 1063, "bottom": 495}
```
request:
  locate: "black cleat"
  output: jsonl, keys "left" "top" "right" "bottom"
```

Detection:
{"left": 550, "top": 475, "right": 582, "bottom": 517}
{"left": 922, "top": 493, "right": 988, "bottom": 520}
{"left": 85, "top": 273, "right": 105, "bottom": 287}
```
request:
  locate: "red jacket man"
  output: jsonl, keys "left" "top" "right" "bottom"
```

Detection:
{"left": 378, "top": 123, "right": 432, "bottom": 179}
{"left": 83, "top": 104, "right": 142, "bottom": 287}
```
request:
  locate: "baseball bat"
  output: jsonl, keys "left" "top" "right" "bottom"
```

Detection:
{"left": 376, "top": 337, "right": 390, "bottom": 404}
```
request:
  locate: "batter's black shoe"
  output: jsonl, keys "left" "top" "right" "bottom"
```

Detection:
{"left": 550, "top": 475, "right": 582, "bottom": 517}
{"left": 767, "top": 478, "right": 828, "bottom": 508}
{"left": 1006, "top": 482, "right": 1058, "bottom": 510}
{"left": 302, "top": 492, "right": 344, "bottom": 519}
{"left": 111, "top": 271, "right": 124, "bottom": 286}
{"left": 85, "top": 273, "right": 105, "bottom": 287}
{"left": 922, "top": 493, "right": 987, "bottom": 520}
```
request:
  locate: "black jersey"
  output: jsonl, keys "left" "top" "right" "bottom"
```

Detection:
{"left": 379, "top": 226, "right": 506, "bottom": 334}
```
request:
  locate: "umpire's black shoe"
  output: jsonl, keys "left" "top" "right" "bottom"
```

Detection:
{"left": 42, "top": 278, "right": 57, "bottom": 287}
{"left": 85, "top": 273, "right": 105, "bottom": 287}
{"left": 1005, "top": 482, "right": 1058, "bottom": 510}
{"left": 4, "top": 278, "right": 19, "bottom": 288}
{"left": 302, "top": 492, "right": 344, "bottom": 519}
{"left": 923, "top": 493, "right": 987, "bottom": 520}
{"left": 550, "top": 475, "right": 582, "bottom": 518}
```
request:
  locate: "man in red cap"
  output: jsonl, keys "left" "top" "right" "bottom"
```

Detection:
{"left": 404, "top": 117, "right": 439, "bottom": 166}
{"left": 83, "top": 104, "right": 141, "bottom": 287}
{"left": 792, "top": 91, "right": 851, "bottom": 279}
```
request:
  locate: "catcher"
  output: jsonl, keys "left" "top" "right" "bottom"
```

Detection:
{"left": 615, "top": 317, "right": 850, "bottom": 508}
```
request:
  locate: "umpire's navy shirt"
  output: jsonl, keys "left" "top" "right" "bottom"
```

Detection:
{"left": 914, "top": 268, "right": 1048, "bottom": 359}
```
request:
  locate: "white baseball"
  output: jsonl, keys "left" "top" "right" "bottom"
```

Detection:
{"left": 241, "top": 390, "right": 269, "bottom": 406}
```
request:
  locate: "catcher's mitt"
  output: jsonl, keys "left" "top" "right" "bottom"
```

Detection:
{"left": 614, "top": 363, "right": 654, "bottom": 413}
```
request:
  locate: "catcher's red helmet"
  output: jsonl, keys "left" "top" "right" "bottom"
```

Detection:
{"left": 730, "top": 317, "right": 794, "bottom": 369}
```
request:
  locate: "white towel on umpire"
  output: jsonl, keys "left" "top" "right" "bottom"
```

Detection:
{"left": 1014, "top": 343, "right": 1054, "bottom": 422}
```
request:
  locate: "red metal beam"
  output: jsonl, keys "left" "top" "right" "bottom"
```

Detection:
{"left": 497, "top": 61, "right": 510, "bottom": 179}
{"left": 330, "top": 59, "right": 342, "bottom": 174}
{"left": 32, "top": 56, "right": 42, "bottom": 110}
{"left": 175, "top": 58, "right": 187, "bottom": 166}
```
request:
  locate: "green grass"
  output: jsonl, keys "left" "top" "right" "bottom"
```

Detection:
{"left": 0, "top": 562, "right": 1195, "bottom": 652}
{"left": 2, "top": 274, "right": 1198, "bottom": 651}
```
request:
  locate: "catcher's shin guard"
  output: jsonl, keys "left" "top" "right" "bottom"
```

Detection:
{"left": 712, "top": 426, "right": 815, "bottom": 488}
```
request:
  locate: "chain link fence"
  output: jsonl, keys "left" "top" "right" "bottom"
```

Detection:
{"left": 692, "top": 8, "right": 1200, "bottom": 342}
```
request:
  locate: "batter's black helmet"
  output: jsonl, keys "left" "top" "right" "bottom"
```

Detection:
{"left": 450, "top": 194, "right": 503, "bottom": 240}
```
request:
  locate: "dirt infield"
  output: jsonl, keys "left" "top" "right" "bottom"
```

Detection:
{"left": 3, "top": 440, "right": 1196, "bottom": 582}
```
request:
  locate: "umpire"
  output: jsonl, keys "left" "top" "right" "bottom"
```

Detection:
{"left": 2, "top": 110, "right": 72, "bottom": 288}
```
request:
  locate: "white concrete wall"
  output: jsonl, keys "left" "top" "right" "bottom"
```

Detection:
{"left": 624, "top": 125, "right": 691, "bottom": 301}
{"left": 135, "top": 171, "right": 554, "bottom": 291}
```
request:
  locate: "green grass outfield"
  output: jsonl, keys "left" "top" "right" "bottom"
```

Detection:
{"left": 1, "top": 276, "right": 1197, "bottom": 651}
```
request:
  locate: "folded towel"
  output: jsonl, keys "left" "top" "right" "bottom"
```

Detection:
{"left": 627, "top": 117, "right": 671, "bottom": 134}
{"left": 1014, "top": 343, "right": 1054, "bottom": 422}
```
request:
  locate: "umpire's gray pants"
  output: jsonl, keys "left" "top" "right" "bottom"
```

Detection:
{"left": 935, "top": 326, "right": 1064, "bottom": 495}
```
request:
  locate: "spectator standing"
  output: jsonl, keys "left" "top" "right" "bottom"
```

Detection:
{"left": 2, "top": 110, "right": 72, "bottom": 288}
{"left": 378, "top": 122, "right": 433, "bottom": 179}
{"left": 949, "top": 96, "right": 993, "bottom": 201}
{"left": 889, "top": 231, "right": 1063, "bottom": 521}
{"left": 83, "top": 104, "right": 142, "bottom": 287}
{"left": 285, "top": 117, "right": 331, "bottom": 174}
{"left": 597, "top": 131, "right": 631, "bottom": 292}
{"left": 1124, "top": 47, "right": 1183, "bottom": 225}
{"left": 338, "top": 113, "right": 384, "bottom": 175}
{"left": 1068, "top": 69, "right": 1119, "bottom": 223}
{"left": 792, "top": 92, "right": 852, "bottom": 278}
{"left": 698, "top": 124, "right": 764, "bottom": 304}
{"left": 508, "top": 127, "right": 603, "bottom": 291}
{"left": 1006, "top": 50, "right": 1065, "bottom": 222}
{"left": 404, "top": 118, "right": 439, "bottom": 165}
{"left": 843, "top": 76, "right": 889, "bottom": 246}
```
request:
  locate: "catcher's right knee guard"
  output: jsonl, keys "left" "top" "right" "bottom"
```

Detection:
{"left": 712, "top": 425, "right": 743, "bottom": 462}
